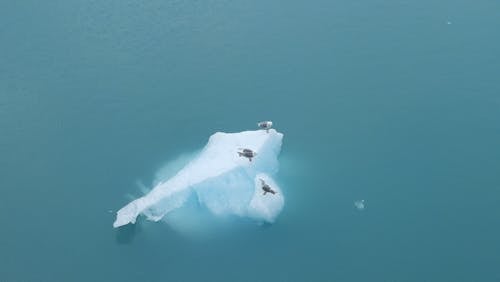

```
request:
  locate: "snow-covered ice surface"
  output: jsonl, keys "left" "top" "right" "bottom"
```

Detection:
{"left": 113, "top": 129, "right": 284, "bottom": 230}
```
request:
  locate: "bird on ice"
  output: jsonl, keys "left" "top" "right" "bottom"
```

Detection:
{"left": 238, "top": 148, "right": 257, "bottom": 162}
{"left": 260, "top": 179, "right": 277, "bottom": 195}
{"left": 257, "top": 121, "right": 273, "bottom": 133}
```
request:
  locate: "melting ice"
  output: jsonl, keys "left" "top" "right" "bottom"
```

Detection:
{"left": 113, "top": 129, "right": 284, "bottom": 229}
{"left": 354, "top": 200, "right": 365, "bottom": 210}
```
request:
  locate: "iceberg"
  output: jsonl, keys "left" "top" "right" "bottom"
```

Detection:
{"left": 113, "top": 129, "right": 285, "bottom": 229}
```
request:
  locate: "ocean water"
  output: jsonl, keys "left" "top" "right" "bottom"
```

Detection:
{"left": 1, "top": 0, "right": 499, "bottom": 281}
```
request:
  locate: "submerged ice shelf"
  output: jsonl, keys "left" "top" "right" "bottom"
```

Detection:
{"left": 113, "top": 129, "right": 284, "bottom": 228}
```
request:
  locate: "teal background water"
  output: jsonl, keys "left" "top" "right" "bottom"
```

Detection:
{"left": 1, "top": 1, "right": 499, "bottom": 281}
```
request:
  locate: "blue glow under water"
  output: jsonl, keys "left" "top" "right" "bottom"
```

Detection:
{"left": 1, "top": 1, "right": 499, "bottom": 281}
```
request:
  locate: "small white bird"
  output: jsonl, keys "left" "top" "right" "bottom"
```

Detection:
{"left": 257, "top": 121, "right": 273, "bottom": 133}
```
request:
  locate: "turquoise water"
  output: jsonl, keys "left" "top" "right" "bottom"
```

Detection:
{"left": 1, "top": 0, "right": 499, "bottom": 281}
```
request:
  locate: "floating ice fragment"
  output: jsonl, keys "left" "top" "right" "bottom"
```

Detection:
{"left": 113, "top": 129, "right": 284, "bottom": 229}
{"left": 354, "top": 200, "right": 365, "bottom": 210}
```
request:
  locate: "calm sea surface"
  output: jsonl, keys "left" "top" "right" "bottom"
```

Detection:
{"left": 1, "top": 0, "right": 499, "bottom": 281}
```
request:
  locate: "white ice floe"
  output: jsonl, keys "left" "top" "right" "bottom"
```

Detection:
{"left": 113, "top": 129, "right": 284, "bottom": 228}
